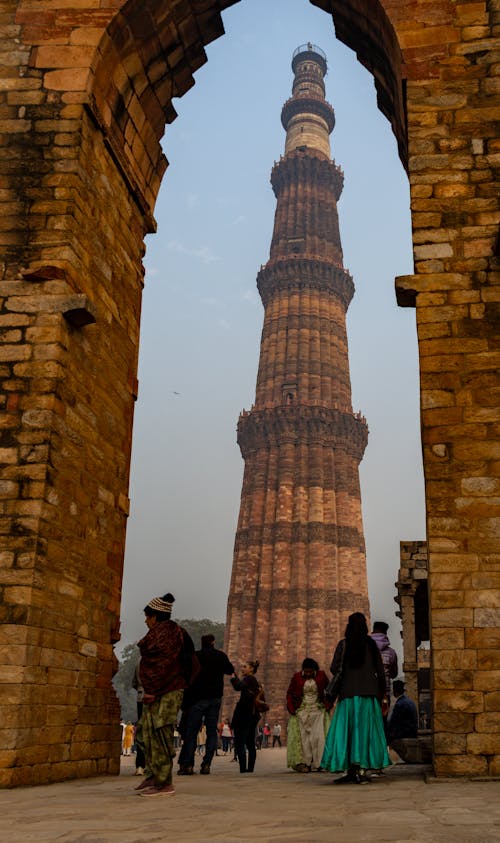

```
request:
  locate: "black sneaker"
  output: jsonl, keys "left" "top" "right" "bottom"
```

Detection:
{"left": 200, "top": 764, "right": 210, "bottom": 775}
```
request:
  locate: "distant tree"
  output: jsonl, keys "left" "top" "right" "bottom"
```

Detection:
{"left": 112, "top": 620, "right": 226, "bottom": 720}
{"left": 113, "top": 643, "right": 140, "bottom": 722}
{"left": 175, "top": 618, "right": 225, "bottom": 649}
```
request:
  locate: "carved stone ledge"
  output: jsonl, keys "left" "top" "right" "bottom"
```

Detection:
{"left": 257, "top": 257, "right": 354, "bottom": 309}
{"left": 62, "top": 295, "right": 97, "bottom": 328}
{"left": 237, "top": 405, "right": 368, "bottom": 459}
{"left": 271, "top": 151, "right": 344, "bottom": 200}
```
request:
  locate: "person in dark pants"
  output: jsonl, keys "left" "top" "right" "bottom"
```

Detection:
{"left": 230, "top": 660, "right": 261, "bottom": 774}
{"left": 178, "top": 634, "right": 234, "bottom": 775}
{"left": 132, "top": 661, "right": 146, "bottom": 775}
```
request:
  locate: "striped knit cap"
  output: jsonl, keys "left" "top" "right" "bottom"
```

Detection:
{"left": 147, "top": 596, "right": 173, "bottom": 613}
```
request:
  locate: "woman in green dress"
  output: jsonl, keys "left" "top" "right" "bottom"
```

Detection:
{"left": 321, "top": 612, "right": 390, "bottom": 784}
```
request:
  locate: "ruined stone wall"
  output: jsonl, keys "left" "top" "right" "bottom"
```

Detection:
{"left": 393, "top": 1, "right": 500, "bottom": 777}
{"left": 0, "top": 95, "right": 146, "bottom": 788}
{"left": 396, "top": 541, "right": 429, "bottom": 711}
{"left": 0, "top": 0, "right": 232, "bottom": 787}
{"left": 0, "top": 0, "right": 498, "bottom": 784}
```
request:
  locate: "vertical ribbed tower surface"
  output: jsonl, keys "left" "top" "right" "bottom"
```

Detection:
{"left": 225, "top": 44, "right": 370, "bottom": 725}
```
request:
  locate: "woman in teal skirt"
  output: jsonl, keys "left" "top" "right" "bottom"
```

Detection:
{"left": 321, "top": 612, "right": 390, "bottom": 784}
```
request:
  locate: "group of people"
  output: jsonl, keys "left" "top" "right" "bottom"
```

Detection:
{"left": 130, "top": 591, "right": 418, "bottom": 796}
{"left": 131, "top": 591, "right": 271, "bottom": 795}
{"left": 256, "top": 722, "right": 282, "bottom": 748}
{"left": 286, "top": 615, "right": 418, "bottom": 783}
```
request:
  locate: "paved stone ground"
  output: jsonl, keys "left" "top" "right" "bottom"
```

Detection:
{"left": 1, "top": 749, "right": 500, "bottom": 843}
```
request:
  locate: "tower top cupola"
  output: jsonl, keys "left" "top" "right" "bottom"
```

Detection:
{"left": 291, "top": 42, "right": 328, "bottom": 76}
{"left": 282, "top": 44, "right": 335, "bottom": 159}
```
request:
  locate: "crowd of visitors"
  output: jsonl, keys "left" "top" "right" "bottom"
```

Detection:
{"left": 125, "top": 593, "right": 420, "bottom": 796}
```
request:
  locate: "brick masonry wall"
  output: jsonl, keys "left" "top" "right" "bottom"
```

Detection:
{"left": 0, "top": 0, "right": 498, "bottom": 783}
{"left": 0, "top": 106, "right": 146, "bottom": 784}
{"left": 393, "top": 0, "right": 500, "bottom": 777}
{"left": 396, "top": 541, "right": 429, "bottom": 712}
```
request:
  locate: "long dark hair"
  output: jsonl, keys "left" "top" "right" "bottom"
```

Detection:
{"left": 344, "top": 612, "right": 369, "bottom": 668}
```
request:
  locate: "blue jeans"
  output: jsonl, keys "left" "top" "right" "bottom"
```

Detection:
{"left": 182, "top": 698, "right": 221, "bottom": 768}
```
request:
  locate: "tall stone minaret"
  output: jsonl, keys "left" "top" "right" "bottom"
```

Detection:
{"left": 225, "top": 44, "right": 370, "bottom": 724}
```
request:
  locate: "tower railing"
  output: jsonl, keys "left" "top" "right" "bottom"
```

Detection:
{"left": 291, "top": 43, "right": 327, "bottom": 74}
{"left": 292, "top": 43, "right": 327, "bottom": 62}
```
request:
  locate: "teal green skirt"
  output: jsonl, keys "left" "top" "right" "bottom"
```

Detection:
{"left": 321, "top": 696, "right": 391, "bottom": 772}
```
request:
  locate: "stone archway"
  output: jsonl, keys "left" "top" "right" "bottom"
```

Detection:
{"left": 0, "top": 0, "right": 498, "bottom": 786}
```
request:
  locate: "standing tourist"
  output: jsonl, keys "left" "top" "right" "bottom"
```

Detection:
{"left": 230, "top": 660, "right": 262, "bottom": 774}
{"left": 177, "top": 634, "right": 234, "bottom": 775}
{"left": 322, "top": 612, "right": 390, "bottom": 784}
{"left": 221, "top": 721, "right": 233, "bottom": 754}
{"left": 272, "top": 722, "right": 282, "bottom": 747}
{"left": 122, "top": 721, "right": 134, "bottom": 756}
{"left": 136, "top": 592, "right": 197, "bottom": 797}
{"left": 370, "top": 621, "right": 398, "bottom": 717}
{"left": 286, "top": 657, "right": 332, "bottom": 773}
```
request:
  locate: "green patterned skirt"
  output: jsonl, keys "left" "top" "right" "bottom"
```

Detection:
{"left": 137, "top": 688, "right": 184, "bottom": 786}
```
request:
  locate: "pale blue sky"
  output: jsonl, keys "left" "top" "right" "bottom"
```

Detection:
{"left": 118, "top": 0, "right": 426, "bottom": 659}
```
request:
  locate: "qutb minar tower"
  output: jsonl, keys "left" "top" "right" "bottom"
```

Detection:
{"left": 225, "top": 45, "right": 370, "bottom": 723}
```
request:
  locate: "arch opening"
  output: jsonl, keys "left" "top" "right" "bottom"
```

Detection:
{"left": 3, "top": 0, "right": 498, "bottom": 786}
{"left": 117, "top": 0, "right": 424, "bottom": 738}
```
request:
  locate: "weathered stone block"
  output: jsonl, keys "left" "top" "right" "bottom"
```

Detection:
{"left": 466, "top": 627, "right": 500, "bottom": 650}
{"left": 432, "top": 608, "right": 474, "bottom": 627}
{"left": 434, "top": 754, "right": 488, "bottom": 776}
{"left": 478, "top": 649, "right": 500, "bottom": 670}
{"left": 431, "top": 573, "right": 471, "bottom": 590}
{"left": 433, "top": 649, "right": 477, "bottom": 670}
{"left": 434, "top": 670, "right": 474, "bottom": 690}
{"left": 468, "top": 733, "right": 500, "bottom": 755}
{"left": 434, "top": 690, "right": 484, "bottom": 713}
{"left": 433, "top": 712, "right": 474, "bottom": 733}
{"left": 433, "top": 732, "right": 467, "bottom": 754}
{"left": 431, "top": 590, "right": 466, "bottom": 609}
{"left": 475, "top": 607, "right": 500, "bottom": 628}
{"left": 430, "top": 554, "right": 480, "bottom": 573}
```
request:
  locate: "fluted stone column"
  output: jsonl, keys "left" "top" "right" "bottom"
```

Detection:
{"left": 225, "top": 45, "right": 370, "bottom": 726}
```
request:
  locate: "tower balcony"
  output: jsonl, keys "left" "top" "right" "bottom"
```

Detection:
{"left": 257, "top": 257, "right": 354, "bottom": 310}
{"left": 237, "top": 404, "right": 368, "bottom": 461}
{"left": 271, "top": 151, "right": 344, "bottom": 200}
{"left": 281, "top": 94, "right": 335, "bottom": 135}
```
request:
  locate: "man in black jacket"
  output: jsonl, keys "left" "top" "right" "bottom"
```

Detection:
{"left": 178, "top": 634, "right": 234, "bottom": 775}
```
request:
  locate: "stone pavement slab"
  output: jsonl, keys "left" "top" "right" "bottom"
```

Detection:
{"left": 1, "top": 749, "right": 499, "bottom": 843}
